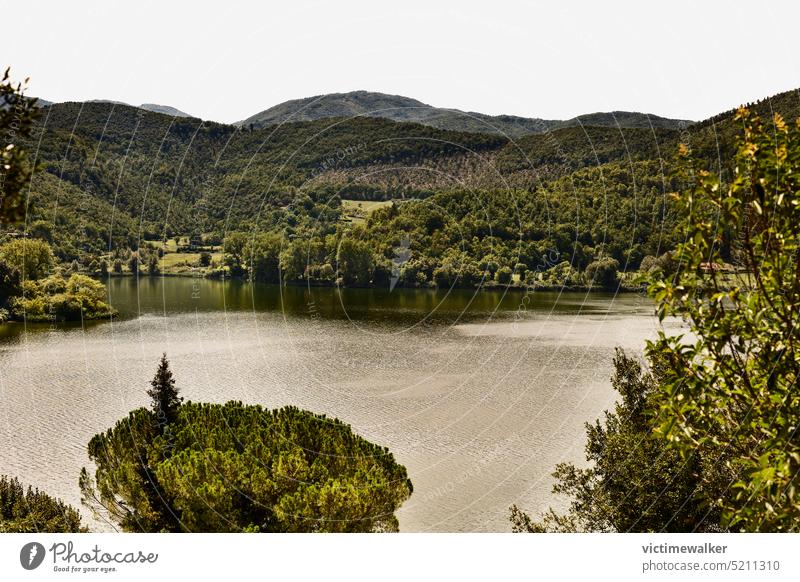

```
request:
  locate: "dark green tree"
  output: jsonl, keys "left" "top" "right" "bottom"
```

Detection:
{"left": 585, "top": 257, "right": 620, "bottom": 289}
{"left": 0, "top": 475, "right": 85, "bottom": 532}
{"left": 0, "top": 258, "right": 21, "bottom": 306}
{"left": 279, "top": 240, "right": 311, "bottom": 282}
{"left": 128, "top": 252, "right": 139, "bottom": 274}
{"left": 509, "top": 349, "right": 728, "bottom": 532}
{"left": 247, "top": 232, "right": 282, "bottom": 282}
{"left": 223, "top": 232, "right": 248, "bottom": 276}
{"left": 81, "top": 400, "right": 413, "bottom": 532}
{"left": 147, "top": 353, "right": 183, "bottom": 428}
{"left": 494, "top": 266, "right": 513, "bottom": 284}
{"left": 336, "top": 238, "right": 374, "bottom": 286}
{"left": 147, "top": 254, "right": 160, "bottom": 275}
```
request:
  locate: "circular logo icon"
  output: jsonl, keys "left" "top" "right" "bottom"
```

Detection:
{"left": 20, "top": 542, "right": 46, "bottom": 570}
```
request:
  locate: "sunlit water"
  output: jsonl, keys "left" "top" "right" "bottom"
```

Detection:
{"left": 0, "top": 278, "right": 680, "bottom": 532}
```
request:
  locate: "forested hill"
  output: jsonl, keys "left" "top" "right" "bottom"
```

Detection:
{"left": 238, "top": 90, "right": 690, "bottom": 137}
{"left": 14, "top": 87, "right": 800, "bottom": 285}
{"left": 39, "top": 99, "right": 195, "bottom": 118}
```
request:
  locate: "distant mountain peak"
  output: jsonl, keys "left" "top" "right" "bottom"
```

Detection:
{"left": 36, "top": 99, "right": 194, "bottom": 119}
{"left": 88, "top": 99, "right": 130, "bottom": 106}
{"left": 238, "top": 90, "right": 691, "bottom": 137}
{"left": 139, "top": 103, "right": 193, "bottom": 118}
{"left": 239, "top": 91, "right": 430, "bottom": 126}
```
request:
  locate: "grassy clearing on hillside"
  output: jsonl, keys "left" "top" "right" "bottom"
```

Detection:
{"left": 159, "top": 252, "right": 224, "bottom": 269}
{"left": 341, "top": 199, "right": 395, "bottom": 223}
{"left": 146, "top": 238, "right": 180, "bottom": 252}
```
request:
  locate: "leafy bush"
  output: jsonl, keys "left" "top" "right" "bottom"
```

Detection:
{"left": 538, "top": 261, "right": 584, "bottom": 288}
{"left": 585, "top": 257, "right": 619, "bottom": 288}
{"left": 647, "top": 110, "right": 800, "bottom": 531}
{"left": 11, "top": 273, "right": 116, "bottom": 321}
{"left": 494, "top": 266, "right": 513, "bottom": 284}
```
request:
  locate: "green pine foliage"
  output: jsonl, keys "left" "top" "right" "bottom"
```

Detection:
{"left": 0, "top": 475, "right": 86, "bottom": 533}
{"left": 81, "top": 362, "right": 413, "bottom": 532}
{"left": 147, "top": 354, "right": 183, "bottom": 427}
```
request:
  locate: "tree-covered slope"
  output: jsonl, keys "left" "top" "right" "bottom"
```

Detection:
{"left": 13, "top": 87, "right": 799, "bottom": 282}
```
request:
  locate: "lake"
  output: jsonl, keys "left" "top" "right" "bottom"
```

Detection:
{"left": 0, "top": 277, "right": 678, "bottom": 532}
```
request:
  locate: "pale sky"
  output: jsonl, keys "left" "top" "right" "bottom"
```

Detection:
{"left": 4, "top": 0, "right": 800, "bottom": 124}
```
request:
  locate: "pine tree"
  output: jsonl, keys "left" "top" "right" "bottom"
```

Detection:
{"left": 1, "top": 475, "right": 85, "bottom": 532}
{"left": 147, "top": 353, "right": 182, "bottom": 427}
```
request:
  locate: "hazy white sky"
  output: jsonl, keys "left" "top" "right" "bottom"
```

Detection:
{"left": 4, "top": 0, "right": 800, "bottom": 123}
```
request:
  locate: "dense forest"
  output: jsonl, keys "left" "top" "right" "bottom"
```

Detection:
{"left": 6, "top": 86, "right": 800, "bottom": 298}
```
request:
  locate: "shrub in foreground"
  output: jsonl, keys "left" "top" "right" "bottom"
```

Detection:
{"left": 0, "top": 475, "right": 85, "bottom": 533}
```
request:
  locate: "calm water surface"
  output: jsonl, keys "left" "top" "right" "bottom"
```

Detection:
{"left": 0, "top": 278, "right": 678, "bottom": 532}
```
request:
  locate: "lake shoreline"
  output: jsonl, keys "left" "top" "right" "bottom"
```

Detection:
{"left": 101, "top": 271, "right": 646, "bottom": 294}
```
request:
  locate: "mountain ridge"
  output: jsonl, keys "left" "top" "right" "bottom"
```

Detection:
{"left": 37, "top": 98, "right": 194, "bottom": 118}
{"left": 238, "top": 90, "right": 692, "bottom": 137}
{"left": 139, "top": 103, "right": 193, "bottom": 118}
